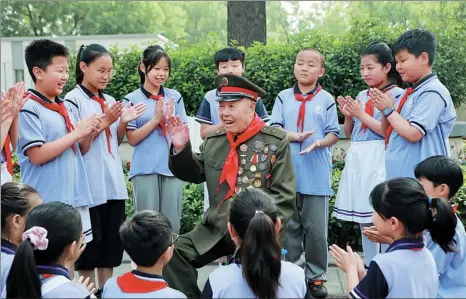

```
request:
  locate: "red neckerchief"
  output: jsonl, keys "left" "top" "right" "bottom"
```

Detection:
{"left": 117, "top": 272, "right": 168, "bottom": 293}
{"left": 28, "top": 92, "right": 76, "bottom": 155}
{"left": 216, "top": 114, "right": 265, "bottom": 207}
{"left": 361, "top": 84, "right": 396, "bottom": 131}
{"left": 295, "top": 85, "right": 322, "bottom": 132}
{"left": 3, "top": 135, "right": 13, "bottom": 175}
{"left": 385, "top": 87, "right": 415, "bottom": 147}
{"left": 89, "top": 94, "right": 114, "bottom": 158}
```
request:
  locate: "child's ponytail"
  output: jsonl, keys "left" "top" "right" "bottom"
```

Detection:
{"left": 426, "top": 197, "right": 457, "bottom": 253}
{"left": 75, "top": 45, "right": 86, "bottom": 85}
{"left": 6, "top": 239, "right": 41, "bottom": 298}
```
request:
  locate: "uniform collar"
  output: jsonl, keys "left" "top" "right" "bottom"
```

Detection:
{"left": 293, "top": 83, "right": 320, "bottom": 96}
{"left": 386, "top": 237, "right": 424, "bottom": 253}
{"left": 1, "top": 238, "right": 17, "bottom": 255}
{"left": 78, "top": 84, "right": 105, "bottom": 100}
{"left": 28, "top": 89, "right": 63, "bottom": 104}
{"left": 410, "top": 73, "right": 437, "bottom": 91}
{"left": 37, "top": 264, "right": 71, "bottom": 279}
{"left": 366, "top": 83, "right": 397, "bottom": 95}
{"left": 131, "top": 270, "right": 166, "bottom": 281}
{"left": 140, "top": 85, "right": 164, "bottom": 99}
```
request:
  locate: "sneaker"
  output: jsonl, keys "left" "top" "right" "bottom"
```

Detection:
{"left": 308, "top": 280, "right": 328, "bottom": 298}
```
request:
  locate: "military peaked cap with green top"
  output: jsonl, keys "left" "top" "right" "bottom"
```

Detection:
{"left": 215, "top": 74, "right": 267, "bottom": 102}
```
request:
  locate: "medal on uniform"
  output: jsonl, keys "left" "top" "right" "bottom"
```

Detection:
{"left": 238, "top": 167, "right": 244, "bottom": 175}
{"left": 240, "top": 144, "right": 248, "bottom": 152}
{"left": 270, "top": 145, "right": 277, "bottom": 152}
{"left": 250, "top": 165, "right": 256, "bottom": 172}
{"left": 252, "top": 140, "right": 264, "bottom": 153}
{"left": 253, "top": 179, "right": 261, "bottom": 188}
{"left": 271, "top": 155, "right": 276, "bottom": 164}
{"left": 260, "top": 154, "right": 268, "bottom": 162}
{"left": 242, "top": 176, "right": 250, "bottom": 184}
{"left": 258, "top": 163, "right": 266, "bottom": 171}
{"left": 250, "top": 154, "right": 259, "bottom": 164}
{"left": 255, "top": 172, "right": 261, "bottom": 178}
{"left": 266, "top": 173, "right": 272, "bottom": 180}
{"left": 263, "top": 146, "right": 269, "bottom": 154}
{"left": 235, "top": 187, "right": 242, "bottom": 194}
{"left": 237, "top": 177, "right": 242, "bottom": 184}
{"left": 241, "top": 158, "right": 246, "bottom": 165}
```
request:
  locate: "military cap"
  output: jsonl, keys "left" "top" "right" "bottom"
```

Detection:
{"left": 215, "top": 74, "right": 266, "bottom": 102}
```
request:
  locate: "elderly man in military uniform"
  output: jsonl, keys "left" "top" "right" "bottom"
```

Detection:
{"left": 163, "top": 74, "right": 296, "bottom": 299}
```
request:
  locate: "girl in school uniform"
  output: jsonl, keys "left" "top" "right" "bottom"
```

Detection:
{"left": 334, "top": 42, "right": 405, "bottom": 266}
{"left": 64, "top": 44, "right": 147, "bottom": 295}
{"left": 330, "top": 177, "right": 457, "bottom": 298}
{"left": 1, "top": 182, "right": 42, "bottom": 293}
{"left": 201, "top": 188, "right": 310, "bottom": 299}
{"left": 5, "top": 201, "right": 96, "bottom": 298}
{"left": 124, "top": 45, "right": 188, "bottom": 234}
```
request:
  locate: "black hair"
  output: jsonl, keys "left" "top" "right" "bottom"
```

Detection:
{"left": 414, "top": 155, "right": 464, "bottom": 199}
{"left": 6, "top": 202, "right": 82, "bottom": 298}
{"left": 392, "top": 29, "right": 437, "bottom": 66}
{"left": 229, "top": 188, "right": 281, "bottom": 299}
{"left": 297, "top": 47, "right": 326, "bottom": 68}
{"left": 370, "top": 178, "right": 457, "bottom": 253}
{"left": 214, "top": 47, "right": 245, "bottom": 69}
{"left": 24, "top": 39, "right": 69, "bottom": 83}
{"left": 75, "top": 44, "right": 111, "bottom": 84}
{"left": 361, "top": 42, "right": 403, "bottom": 87}
{"left": 1, "top": 182, "right": 39, "bottom": 236}
{"left": 138, "top": 45, "right": 171, "bottom": 85}
{"left": 119, "top": 210, "right": 172, "bottom": 267}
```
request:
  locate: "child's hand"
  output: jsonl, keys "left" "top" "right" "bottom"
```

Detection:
{"left": 104, "top": 101, "right": 124, "bottom": 124}
{"left": 1, "top": 82, "right": 29, "bottom": 121}
{"left": 164, "top": 97, "right": 175, "bottom": 117}
{"left": 1, "top": 100, "right": 11, "bottom": 123}
{"left": 329, "top": 244, "right": 359, "bottom": 273}
{"left": 120, "top": 102, "right": 147, "bottom": 124}
{"left": 72, "top": 276, "right": 96, "bottom": 296}
{"left": 289, "top": 131, "right": 315, "bottom": 142}
{"left": 299, "top": 139, "right": 320, "bottom": 155}
{"left": 371, "top": 88, "right": 394, "bottom": 111}
{"left": 344, "top": 96, "right": 364, "bottom": 119}
{"left": 337, "top": 96, "right": 352, "bottom": 118}
{"left": 362, "top": 226, "right": 394, "bottom": 244}
{"left": 153, "top": 99, "right": 164, "bottom": 124}
{"left": 75, "top": 114, "right": 103, "bottom": 138}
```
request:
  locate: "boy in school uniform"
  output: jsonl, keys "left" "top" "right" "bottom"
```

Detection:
{"left": 18, "top": 39, "right": 101, "bottom": 243}
{"left": 102, "top": 211, "right": 186, "bottom": 298}
{"left": 270, "top": 48, "right": 340, "bottom": 298}
{"left": 372, "top": 29, "right": 456, "bottom": 179}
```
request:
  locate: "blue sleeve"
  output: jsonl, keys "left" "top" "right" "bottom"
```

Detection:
{"left": 64, "top": 97, "right": 82, "bottom": 121}
{"left": 18, "top": 109, "right": 46, "bottom": 155}
{"left": 325, "top": 98, "right": 340, "bottom": 137}
{"left": 123, "top": 98, "right": 138, "bottom": 131}
{"left": 408, "top": 91, "right": 447, "bottom": 136}
{"left": 270, "top": 95, "right": 285, "bottom": 128}
{"left": 175, "top": 96, "right": 189, "bottom": 124}
{"left": 195, "top": 98, "right": 212, "bottom": 125}
{"left": 255, "top": 98, "right": 270, "bottom": 122}
{"left": 201, "top": 278, "right": 213, "bottom": 299}
{"left": 350, "top": 261, "right": 388, "bottom": 299}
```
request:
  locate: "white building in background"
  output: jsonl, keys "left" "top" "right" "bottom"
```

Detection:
{"left": 1, "top": 33, "right": 175, "bottom": 91}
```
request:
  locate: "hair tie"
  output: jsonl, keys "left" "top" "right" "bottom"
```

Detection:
{"left": 22, "top": 226, "right": 49, "bottom": 251}
{"left": 255, "top": 210, "right": 264, "bottom": 214}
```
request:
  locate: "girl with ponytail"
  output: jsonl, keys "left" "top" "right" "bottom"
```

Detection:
{"left": 201, "top": 188, "right": 309, "bottom": 299}
{"left": 330, "top": 177, "right": 457, "bottom": 298}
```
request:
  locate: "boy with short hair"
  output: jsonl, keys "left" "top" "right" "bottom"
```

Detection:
{"left": 372, "top": 29, "right": 456, "bottom": 179}
{"left": 270, "top": 48, "right": 340, "bottom": 298}
{"left": 102, "top": 211, "right": 186, "bottom": 298}
{"left": 19, "top": 39, "right": 100, "bottom": 243}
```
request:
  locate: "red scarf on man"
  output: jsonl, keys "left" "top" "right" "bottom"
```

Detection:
{"left": 28, "top": 92, "right": 76, "bottom": 155}
{"left": 217, "top": 114, "right": 265, "bottom": 207}
{"left": 361, "top": 85, "right": 396, "bottom": 130}
{"left": 385, "top": 87, "right": 415, "bottom": 146}
{"left": 90, "top": 94, "right": 113, "bottom": 158}
{"left": 295, "top": 85, "right": 322, "bottom": 132}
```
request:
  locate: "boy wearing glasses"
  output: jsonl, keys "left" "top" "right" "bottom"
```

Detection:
{"left": 102, "top": 211, "right": 186, "bottom": 298}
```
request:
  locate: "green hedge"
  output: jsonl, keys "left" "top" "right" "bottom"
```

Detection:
{"left": 64, "top": 17, "right": 466, "bottom": 119}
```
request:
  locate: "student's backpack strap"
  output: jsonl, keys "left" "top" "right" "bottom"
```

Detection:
{"left": 41, "top": 275, "right": 70, "bottom": 296}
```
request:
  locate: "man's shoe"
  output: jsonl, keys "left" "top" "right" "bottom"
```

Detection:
{"left": 308, "top": 280, "right": 328, "bottom": 298}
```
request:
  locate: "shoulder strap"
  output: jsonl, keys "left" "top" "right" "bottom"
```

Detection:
{"left": 41, "top": 275, "right": 70, "bottom": 296}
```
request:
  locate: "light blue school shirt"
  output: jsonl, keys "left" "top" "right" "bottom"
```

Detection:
{"left": 124, "top": 86, "right": 188, "bottom": 179}
{"left": 424, "top": 216, "right": 466, "bottom": 298}
{"left": 64, "top": 85, "right": 128, "bottom": 205}
{"left": 270, "top": 84, "right": 340, "bottom": 195}
{"left": 102, "top": 271, "right": 186, "bottom": 298}
{"left": 351, "top": 237, "right": 438, "bottom": 298}
{"left": 195, "top": 88, "right": 270, "bottom": 125}
{"left": 17, "top": 90, "right": 93, "bottom": 208}
{"left": 385, "top": 74, "right": 456, "bottom": 179}
{"left": 351, "top": 84, "right": 405, "bottom": 142}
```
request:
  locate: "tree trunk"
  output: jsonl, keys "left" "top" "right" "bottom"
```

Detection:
{"left": 227, "top": 1, "right": 266, "bottom": 47}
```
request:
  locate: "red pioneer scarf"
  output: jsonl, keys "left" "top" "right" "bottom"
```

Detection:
{"left": 295, "top": 85, "right": 322, "bottom": 132}
{"left": 385, "top": 87, "right": 414, "bottom": 147}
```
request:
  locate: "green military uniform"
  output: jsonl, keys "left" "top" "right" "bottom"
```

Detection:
{"left": 163, "top": 74, "right": 296, "bottom": 299}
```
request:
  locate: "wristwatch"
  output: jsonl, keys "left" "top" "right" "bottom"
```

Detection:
{"left": 382, "top": 107, "right": 394, "bottom": 117}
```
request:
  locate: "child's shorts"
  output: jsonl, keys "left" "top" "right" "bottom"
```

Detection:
{"left": 75, "top": 206, "right": 93, "bottom": 243}
{"left": 75, "top": 200, "right": 126, "bottom": 270}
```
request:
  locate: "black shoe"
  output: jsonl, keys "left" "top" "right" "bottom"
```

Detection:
{"left": 308, "top": 280, "right": 328, "bottom": 298}
{"left": 94, "top": 289, "right": 102, "bottom": 299}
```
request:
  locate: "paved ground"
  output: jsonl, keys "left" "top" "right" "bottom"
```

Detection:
{"left": 76, "top": 252, "right": 352, "bottom": 298}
